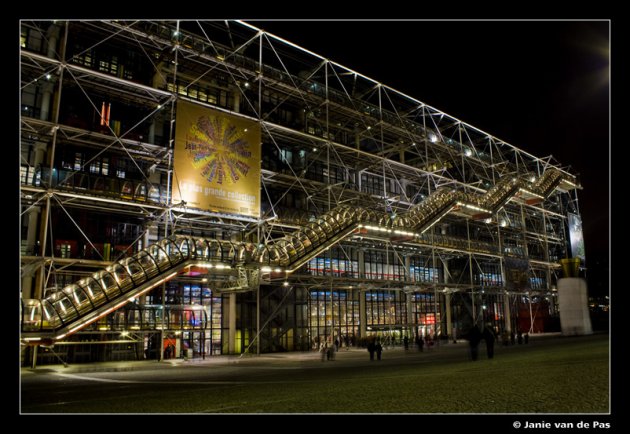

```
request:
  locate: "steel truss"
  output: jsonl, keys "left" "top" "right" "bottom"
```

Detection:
{"left": 20, "top": 20, "right": 582, "bottom": 345}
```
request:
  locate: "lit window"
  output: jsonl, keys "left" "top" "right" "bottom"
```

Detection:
{"left": 89, "top": 161, "right": 100, "bottom": 174}
{"left": 102, "top": 158, "right": 109, "bottom": 176}
{"left": 60, "top": 243, "right": 71, "bottom": 258}
{"left": 20, "top": 166, "right": 28, "bottom": 184}
{"left": 74, "top": 153, "right": 83, "bottom": 171}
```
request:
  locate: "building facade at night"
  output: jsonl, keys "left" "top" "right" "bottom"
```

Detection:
{"left": 20, "top": 20, "right": 584, "bottom": 365}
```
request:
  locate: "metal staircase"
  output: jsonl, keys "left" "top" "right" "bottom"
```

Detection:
{"left": 21, "top": 167, "right": 577, "bottom": 342}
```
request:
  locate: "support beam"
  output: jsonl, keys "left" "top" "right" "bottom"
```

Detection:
{"left": 39, "top": 81, "right": 55, "bottom": 122}
{"left": 503, "top": 292, "right": 512, "bottom": 333}
{"left": 445, "top": 292, "right": 453, "bottom": 340}
{"left": 358, "top": 249, "right": 365, "bottom": 279}
{"left": 359, "top": 289, "right": 366, "bottom": 339}
{"left": 46, "top": 22, "right": 61, "bottom": 59}
{"left": 406, "top": 291, "right": 413, "bottom": 338}
{"left": 228, "top": 292, "right": 237, "bottom": 354}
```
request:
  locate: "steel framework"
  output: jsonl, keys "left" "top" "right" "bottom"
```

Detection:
{"left": 20, "top": 20, "right": 583, "bottom": 356}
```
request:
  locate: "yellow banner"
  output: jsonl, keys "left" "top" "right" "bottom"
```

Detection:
{"left": 172, "top": 101, "right": 261, "bottom": 217}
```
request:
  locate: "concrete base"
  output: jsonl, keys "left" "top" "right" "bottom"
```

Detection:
{"left": 557, "top": 277, "right": 592, "bottom": 336}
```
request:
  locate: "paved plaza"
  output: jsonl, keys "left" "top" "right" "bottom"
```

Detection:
{"left": 20, "top": 333, "right": 609, "bottom": 414}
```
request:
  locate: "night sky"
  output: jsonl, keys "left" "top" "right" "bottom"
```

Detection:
{"left": 250, "top": 20, "right": 610, "bottom": 296}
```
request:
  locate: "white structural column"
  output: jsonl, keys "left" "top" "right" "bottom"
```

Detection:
{"left": 359, "top": 290, "right": 366, "bottom": 339}
{"left": 358, "top": 249, "right": 366, "bottom": 338}
{"left": 38, "top": 24, "right": 59, "bottom": 122}
{"left": 232, "top": 85, "right": 240, "bottom": 113}
{"left": 21, "top": 206, "right": 41, "bottom": 299}
{"left": 46, "top": 22, "right": 60, "bottom": 58}
{"left": 404, "top": 254, "right": 413, "bottom": 336}
{"left": 443, "top": 258, "right": 454, "bottom": 340}
{"left": 406, "top": 292, "right": 413, "bottom": 337}
{"left": 33, "top": 141, "right": 48, "bottom": 169}
{"left": 24, "top": 205, "right": 41, "bottom": 256}
{"left": 445, "top": 292, "right": 453, "bottom": 340}
{"left": 39, "top": 81, "right": 55, "bottom": 122}
{"left": 503, "top": 292, "right": 512, "bottom": 333}
{"left": 358, "top": 249, "right": 365, "bottom": 279}
{"left": 228, "top": 292, "right": 237, "bottom": 354}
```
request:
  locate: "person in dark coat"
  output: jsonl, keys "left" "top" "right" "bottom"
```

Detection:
{"left": 483, "top": 325, "right": 496, "bottom": 359}
{"left": 468, "top": 325, "right": 482, "bottom": 361}
{"left": 403, "top": 336, "right": 409, "bottom": 350}
{"left": 367, "top": 341, "right": 375, "bottom": 361}
{"left": 375, "top": 341, "right": 383, "bottom": 360}
{"left": 417, "top": 335, "right": 424, "bottom": 352}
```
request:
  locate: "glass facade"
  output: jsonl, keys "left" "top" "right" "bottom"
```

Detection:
{"left": 308, "top": 289, "right": 359, "bottom": 349}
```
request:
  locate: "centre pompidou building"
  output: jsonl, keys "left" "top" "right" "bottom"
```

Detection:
{"left": 20, "top": 20, "right": 583, "bottom": 365}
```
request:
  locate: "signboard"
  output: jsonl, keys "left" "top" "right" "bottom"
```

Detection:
{"left": 504, "top": 257, "right": 530, "bottom": 291}
{"left": 567, "top": 213, "right": 586, "bottom": 261}
{"left": 172, "top": 101, "right": 261, "bottom": 217}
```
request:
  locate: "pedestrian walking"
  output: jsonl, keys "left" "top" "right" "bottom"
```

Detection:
{"left": 468, "top": 325, "right": 482, "bottom": 361}
{"left": 367, "top": 341, "right": 375, "bottom": 361}
{"left": 416, "top": 335, "right": 424, "bottom": 352}
{"left": 375, "top": 341, "right": 383, "bottom": 360}
{"left": 483, "top": 324, "right": 495, "bottom": 359}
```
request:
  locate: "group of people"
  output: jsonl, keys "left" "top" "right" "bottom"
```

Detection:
{"left": 317, "top": 325, "right": 530, "bottom": 363}
{"left": 367, "top": 340, "right": 383, "bottom": 360}
{"left": 467, "top": 324, "right": 496, "bottom": 361}
{"left": 468, "top": 324, "right": 530, "bottom": 361}
{"left": 501, "top": 330, "right": 529, "bottom": 346}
